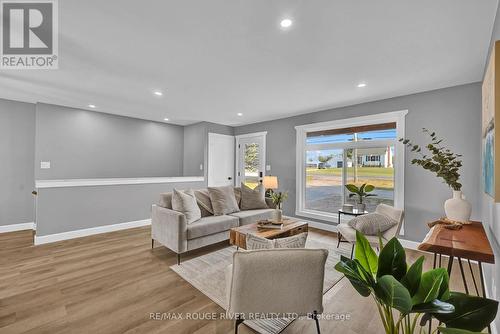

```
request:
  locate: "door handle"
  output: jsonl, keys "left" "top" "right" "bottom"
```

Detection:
{"left": 228, "top": 177, "right": 232, "bottom": 180}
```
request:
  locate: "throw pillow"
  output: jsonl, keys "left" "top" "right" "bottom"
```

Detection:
{"left": 158, "top": 192, "right": 173, "bottom": 209}
{"left": 274, "top": 232, "right": 308, "bottom": 249}
{"left": 348, "top": 213, "right": 398, "bottom": 235}
{"left": 194, "top": 189, "right": 214, "bottom": 217}
{"left": 207, "top": 186, "right": 240, "bottom": 216}
{"left": 171, "top": 189, "right": 201, "bottom": 224}
{"left": 234, "top": 187, "right": 242, "bottom": 206}
{"left": 245, "top": 233, "right": 275, "bottom": 250}
{"left": 240, "top": 183, "right": 268, "bottom": 210}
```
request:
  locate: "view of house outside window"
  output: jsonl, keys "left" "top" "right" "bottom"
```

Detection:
{"left": 305, "top": 128, "right": 396, "bottom": 214}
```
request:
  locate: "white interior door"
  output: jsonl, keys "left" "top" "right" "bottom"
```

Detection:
{"left": 236, "top": 132, "right": 267, "bottom": 188}
{"left": 207, "top": 133, "right": 235, "bottom": 187}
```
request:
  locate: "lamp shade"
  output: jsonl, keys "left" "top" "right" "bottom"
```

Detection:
{"left": 263, "top": 176, "right": 278, "bottom": 190}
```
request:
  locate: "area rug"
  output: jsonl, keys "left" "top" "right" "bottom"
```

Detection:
{"left": 170, "top": 236, "right": 349, "bottom": 334}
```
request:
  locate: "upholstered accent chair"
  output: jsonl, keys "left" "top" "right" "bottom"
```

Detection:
{"left": 336, "top": 203, "right": 404, "bottom": 258}
{"left": 226, "top": 248, "right": 328, "bottom": 334}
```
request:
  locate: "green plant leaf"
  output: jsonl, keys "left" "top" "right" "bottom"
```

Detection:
{"left": 377, "top": 232, "right": 384, "bottom": 251}
{"left": 364, "top": 184, "right": 375, "bottom": 192}
{"left": 411, "top": 299, "right": 454, "bottom": 314}
{"left": 355, "top": 231, "right": 378, "bottom": 275}
{"left": 334, "top": 256, "right": 372, "bottom": 297}
{"left": 401, "top": 256, "right": 424, "bottom": 297}
{"left": 376, "top": 237, "right": 407, "bottom": 281}
{"left": 411, "top": 268, "right": 446, "bottom": 305}
{"left": 433, "top": 292, "right": 499, "bottom": 332}
{"left": 438, "top": 267, "right": 450, "bottom": 301}
{"left": 437, "top": 328, "right": 483, "bottom": 334}
{"left": 374, "top": 275, "right": 412, "bottom": 314}
{"left": 345, "top": 184, "right": 359, "bottom": 194}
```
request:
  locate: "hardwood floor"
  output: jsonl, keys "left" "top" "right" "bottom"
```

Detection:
{"left": 0, "top": 227, "right": 478, "bottom": 334}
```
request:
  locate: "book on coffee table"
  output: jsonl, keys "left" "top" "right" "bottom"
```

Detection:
{"left": 257, "top": 220, "right": 283, "bottom": 229}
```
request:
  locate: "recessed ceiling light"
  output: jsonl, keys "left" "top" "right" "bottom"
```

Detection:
{"left": 357, "top": 83, "right": 367, "bottom": 88}
{"left": 153, "top": 90, "right": 163, "bottom": 96}
{"left": 280, "top": 19, "right": 292, "bottom": 28}
{"left": 237, "top": 113, "right": 243, "bottom": 116}
{"left": 88, "top": 104, "right": 96, "bottom": 108}
{"left": 163, "top": 118, "right": 169, "bottom": 121}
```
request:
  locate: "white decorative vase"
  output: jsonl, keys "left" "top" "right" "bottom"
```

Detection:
{"left": 444, "top": 190, "right": 472, "bottom": 223}
{"left": 275, "top": 209, "right": 283, "bottom": 222}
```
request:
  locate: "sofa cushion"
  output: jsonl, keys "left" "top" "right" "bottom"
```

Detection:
{"left": 187, "top": 215, "right": 239, "bottom": 240}
{"left": 229, "top": 209, "right": 276, "bottom": 226}
{"left": 208, "top": 186, "right": 240, "bottom": 215}
{"left": 240, "top": 183, "right": 268, "bottom": 210}
{"left": 172, "top": 189, "right": 201, "bottom": 224}
{"left": 194, "top": 189, "right": 214, "bottom": 217}
{"left": 158, "top": 192, "right": 173, "bottom": 209}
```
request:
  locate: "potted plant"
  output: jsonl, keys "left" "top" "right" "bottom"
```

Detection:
{"left": 336, "top": 231, "right": 498, "bottom": 334}
{"left": 400, "top": 129, "right": 471, "bottom": 222}
{"left": 270, "top": 191, "right": 288, "bottom": 222}
{"left": 345, "top": 183, "right": 377, "bottom": 212}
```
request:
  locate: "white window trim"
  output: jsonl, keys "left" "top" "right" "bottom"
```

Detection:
{"left": 295, "top": 110, "right": 408, "bottom": 230}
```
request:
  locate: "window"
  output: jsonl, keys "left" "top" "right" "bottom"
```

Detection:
{"left": 295, "top": 111, "right": 407, "bottom": 223}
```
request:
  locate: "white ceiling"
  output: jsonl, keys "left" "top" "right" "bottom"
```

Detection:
{"left": 0, "top": 0, "right": 497, "bottom": 126}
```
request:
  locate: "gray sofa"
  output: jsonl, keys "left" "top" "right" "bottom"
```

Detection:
{"left": 151, "top": 187, "right": 277, "bottom": 264}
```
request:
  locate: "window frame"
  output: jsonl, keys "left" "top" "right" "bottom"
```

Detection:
{"left": 295, "top": 110, "right": 407, "bottom": 226}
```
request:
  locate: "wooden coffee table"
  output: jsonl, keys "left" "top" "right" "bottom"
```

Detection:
{"left": 229, "top": 218, "right": 308, "bottom": 250}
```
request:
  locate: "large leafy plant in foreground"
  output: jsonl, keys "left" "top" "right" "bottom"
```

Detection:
{"left": 335, "top": 231, "right": 498, "bottom": 334}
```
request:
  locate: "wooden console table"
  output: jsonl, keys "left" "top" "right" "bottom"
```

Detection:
{"left": 418, "top": 221, "right": 495, "bottom": 333}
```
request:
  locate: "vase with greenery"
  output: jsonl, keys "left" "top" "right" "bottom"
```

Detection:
{"left": 400, "top": 128, "right": 471, "bottom": 222}
{"left": 270, "top": 191, "right": 288, "bottom": 222}
{"left": 335, "top": 231, "right": 498, "bottom": 334}
{"left": 345, "top": 183, "right": 377, "bottom": 212}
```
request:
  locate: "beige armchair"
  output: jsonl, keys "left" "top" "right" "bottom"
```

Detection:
{"left": 226, "top": 248, "right": 328, "bottom": 334}
{"left": 337, "top": 204, "right": 404, "bottom": 258}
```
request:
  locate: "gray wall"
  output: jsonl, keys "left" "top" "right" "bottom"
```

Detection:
{"left": 35, "top": 103, "right": 184, "bottom": 179}
{"left": 183, "top": 123, "right": 208, "bottom": 177}
{"left": 183, "top": 121, "right": 234, "bottom": 180}
{"left": 36, "top": 181, "right": 205, "bottom": 236}
{"left": 482, "top": 1, "right": 500, "bottom": 330}
{"left": 0, "top": 99, "right": 35, "bottom": 226}
{"left": 235, "top": 83, "right": 482, "bottom": 243}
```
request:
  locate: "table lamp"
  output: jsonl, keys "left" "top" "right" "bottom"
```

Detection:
{"left": 263, "top": 176, "right": 278, "bottom": 192}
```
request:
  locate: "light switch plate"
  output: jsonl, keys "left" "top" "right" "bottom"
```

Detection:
{"left": 266, "top": 165, "right": 271, "bottom": 171}
{"left": 199, "top": 164, "right": 203, "bottom": 171}
{"left": 40, "top": 161, "right": 51, "bottom": 169}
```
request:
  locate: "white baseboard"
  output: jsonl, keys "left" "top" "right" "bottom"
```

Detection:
{"left": 34, "top": 219, "right": 151, "bottom": 245}
{"left": 398, "top": 238, "right": 421, "bottom": 250}
{"left": 307, "top": 221, "right": 338, "bottom": 233}
{"left": 288, "top": 216, "right": 338, "bottom": 232}
{"left": 0, "top": 222, "right": 35, "bottom": 233}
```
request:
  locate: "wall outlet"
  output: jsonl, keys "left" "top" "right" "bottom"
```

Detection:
{"left": 40, "top": 161, "right": 51, "bottom": 169}
{"left": 266, "top": 165, "right": 271, "bottom": 171}
{"left": 199, "top": 164, "right": 203, "bottom": 171}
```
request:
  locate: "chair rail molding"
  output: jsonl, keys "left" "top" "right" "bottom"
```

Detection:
{"left": 35, "top": 176, "right": 205, "bottom": 188}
